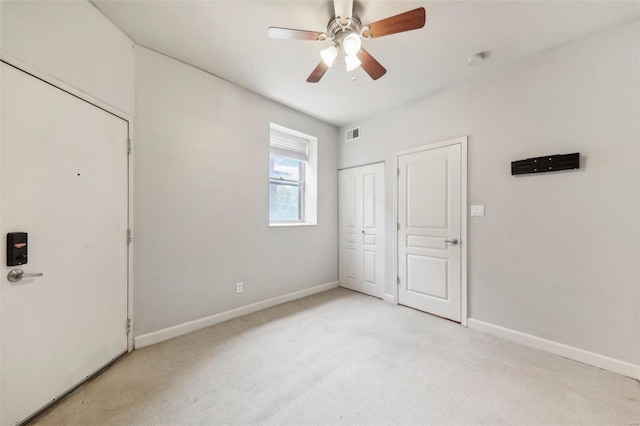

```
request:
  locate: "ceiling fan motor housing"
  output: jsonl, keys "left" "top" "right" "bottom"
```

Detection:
{"left": 327, "top": 14, "right": 363, "bottom": 41}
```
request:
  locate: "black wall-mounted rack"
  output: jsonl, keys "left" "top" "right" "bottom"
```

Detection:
{"left": 511, "top": 153, "right": 579, "bottom": 175}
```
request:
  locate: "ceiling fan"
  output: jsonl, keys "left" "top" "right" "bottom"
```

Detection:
{"left": 268, "top": 0, "right": 426, "bottom": 83}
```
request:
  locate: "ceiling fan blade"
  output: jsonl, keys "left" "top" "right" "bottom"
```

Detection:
{"left": 268, "top": 27, "right": 326, "bottom": 41}
{"left": 363, "top": 7, "right": 426, "bottom": 39}
{"left": 306, "top": 61, "right": 330, "bottom": 83}
{"left": 333, "top": 0, "right": 353, "bottom": 25}
{"left": 356, "top": 49, "right": 387, "bottom": 80}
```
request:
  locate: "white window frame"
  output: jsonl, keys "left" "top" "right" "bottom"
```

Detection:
{"left": 269, "top": 123, "right": 317, "bottom": 227}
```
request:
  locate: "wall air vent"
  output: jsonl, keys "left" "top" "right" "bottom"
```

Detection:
{"left": 345, "top": 127, "right": 360, "bottom": 142}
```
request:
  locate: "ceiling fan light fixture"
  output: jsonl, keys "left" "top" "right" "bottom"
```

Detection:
{"left": 269, "top": 6, "right": 426, "bottom": 83}
{"left": 345, "top": 54, "right": 361, "bottom": 72}
{"left": 320, "top": 45, "right": 339, "bottom": 67}
{"left": 342, "top": 32, "right": 362, "bottom": 56}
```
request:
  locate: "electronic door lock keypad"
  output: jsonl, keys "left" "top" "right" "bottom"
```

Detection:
{"left": 7, "top": 232, "right": 28, "bottom": 266}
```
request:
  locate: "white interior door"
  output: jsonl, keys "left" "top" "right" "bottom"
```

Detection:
{"left": 338, "top": 170, "right": 361, "bottom": 292}
{"left": 397, "top": 143, "right": 462, "bottom": 322}
{"left": 339, "top": 163, "right": 385, "bottom": 298}
{"left": 1, "top": 63, "right": 129, "bottom": 425}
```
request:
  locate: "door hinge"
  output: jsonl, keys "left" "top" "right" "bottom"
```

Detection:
{"left": 397, "top": 222, "right": 400, "bottom": 231}
{"left": 126, "top": 318, "right": 132, "bottom": 334}
{"left": 397, "top": 168, "right": 400, "bottom": 176}
{"left": 127, "top": 229, "right": 132, "bottom": 244}
{"left": 127, "top": 138, "right": 132, "bottom": 154}
{"left": 397, "top": 276, "right": 400, "bottom": 285}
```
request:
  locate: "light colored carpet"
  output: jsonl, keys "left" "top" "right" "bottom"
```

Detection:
{"left": 34, "top": 288, "right": 639, "bottom": 425}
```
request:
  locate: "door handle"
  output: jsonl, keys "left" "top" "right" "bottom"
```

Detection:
{"left": 445, "top": 238, "right": 459, "bottom": 245}
{"left": 7, "top": 269, "right": 43, "bottom": 283}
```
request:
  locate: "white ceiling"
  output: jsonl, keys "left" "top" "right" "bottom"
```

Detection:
{"left": 93, "top": 0, "right": 639, "bottom": 127}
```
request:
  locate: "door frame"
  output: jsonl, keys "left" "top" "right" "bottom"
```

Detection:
{"left": 392, "top": 136, "right": 468, "bottom": 326}
{"left": 0, "top": 50, "right": 135, "bottom": 351}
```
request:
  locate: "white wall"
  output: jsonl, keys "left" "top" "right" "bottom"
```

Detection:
{"left": 0, "top": 0, "right": 135, "bottom": 116}
{"left": 134, "top": 47, "right": 338, "bottom": 336}
{"left": 339, "top": 21, "right": 640, "bottom": 365}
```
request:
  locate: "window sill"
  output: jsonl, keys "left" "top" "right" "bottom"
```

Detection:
{"left": 269, "top": 222, "right": 317, "bottom": 228}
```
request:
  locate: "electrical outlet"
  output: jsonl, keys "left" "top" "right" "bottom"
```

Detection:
{"left": 236, "top": 282, "right": 243, "bottom": 293}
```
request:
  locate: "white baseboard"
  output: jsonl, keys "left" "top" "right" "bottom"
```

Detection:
{"left": 135, "top": 281, "right": 339, "bottom": 349}
{"left": 382, "top": 294, "right": 396, "bottom": 304}
{"left": 468, "top": 318, "right": 639, "bottom": 381}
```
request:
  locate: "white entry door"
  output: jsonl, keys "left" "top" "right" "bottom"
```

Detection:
{"left": 397, "top": 140, "right": 464, "bottom": 322}
{"left": 338, "top": 163, "right": 385, "bottom": 298}
{"left": 1, "top": 63, "right": 129, "bottom": 425}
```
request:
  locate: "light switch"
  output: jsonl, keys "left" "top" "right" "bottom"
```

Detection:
{"left": 471, "top": 205, "right": 485, "bottom": 217}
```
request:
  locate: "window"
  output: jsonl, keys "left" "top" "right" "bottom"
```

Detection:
{"left": 269, "top": 156, "right": 305, "bottom": 221}
{"left": 269, "top": 124, "right": 317, "bottom": 226}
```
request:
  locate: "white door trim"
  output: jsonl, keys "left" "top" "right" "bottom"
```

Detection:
{"left": 0, "top": 52, "right": 135, "bottom": 351}
{"left": 0, "top": 50, "right": 134, "bottom": 122}
{"left": 337, "top": 160, "right": 386, "bottom": 172}
{"left": 392, "top": 136, "right": 468, "bottom": 326}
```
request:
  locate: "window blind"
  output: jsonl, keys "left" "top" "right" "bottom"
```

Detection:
{"left": 270, "top": 129, "right": 309, "bottom": 161}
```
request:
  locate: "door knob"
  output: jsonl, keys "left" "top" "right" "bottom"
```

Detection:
{"left": 445, "top": 238, "right": 459, "bottom": 245}
{"left": 7, "top": 269, "right": 43, "bottom": 283}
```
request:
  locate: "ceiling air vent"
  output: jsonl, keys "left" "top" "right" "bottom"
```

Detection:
{"left": 346, "top": 127, "right": 360, "bottom": 142}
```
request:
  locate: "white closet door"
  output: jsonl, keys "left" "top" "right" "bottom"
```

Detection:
{"left": 338, "top": 170, "right": 361, "bottom": 291}
{"left": 339, "top": 163, "right": 385, "bottom": 298}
